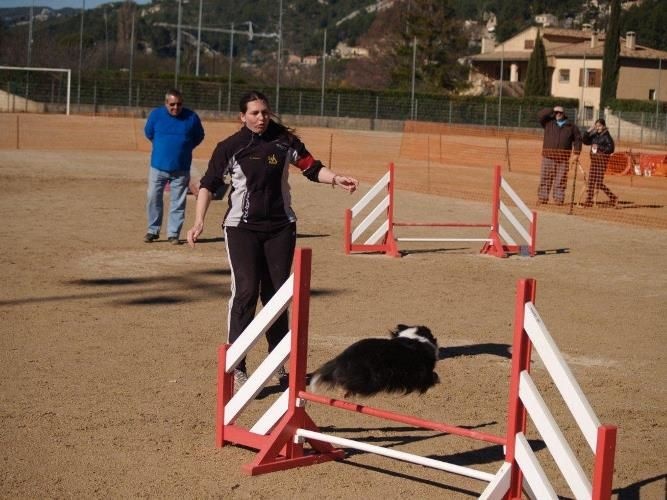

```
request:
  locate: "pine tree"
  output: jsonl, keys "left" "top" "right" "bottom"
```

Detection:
{"left": 600, "top": 0, "right": 621, "bottom": 110}
{"left": 524, "top": 32, "right": 549, "bottom": 96}
{"left": 391, "top": 0, "right": 468, "bottom": 92}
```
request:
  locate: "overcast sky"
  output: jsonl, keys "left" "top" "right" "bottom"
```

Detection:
{"left": 1, "top": 0, "right": 151, "bottom": 9}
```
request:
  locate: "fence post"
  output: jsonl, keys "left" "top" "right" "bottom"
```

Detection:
{"left": 640, "top": 112, "right": 644, "bottom": 144}
{"left": 336, "top": 94, "right": 340, "bottom": 117}
{"left": 483, "top": 102, "right": 487, "bottom": 127}
{"left": 93, "top": 81, "right": 97, "bottom": 116}
{"left": 136, "top": 84, "right": 140, "bottom": 108}
{"left": 375, "top": 95, "right": 379, "bottom": 120}
{"left": 218, "top": 86, "right": 222, "bottom": 113}
{"left": 448, "top": 101, "right": 452, "bottom": 124}
{"left": 298, "top": 91, "right": 302, "bottom": 117}
{"left": 518, "top": 105, "right": 522, "bottom": 128}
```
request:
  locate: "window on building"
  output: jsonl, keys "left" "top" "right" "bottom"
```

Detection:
{"left": 584, "top": 106, "right": 595, "bottom": 121}
{"left": 524, "top": 40, "right": 534, "bottom": 49}
{"left": 649, "top": 89, "right": 656, "bottom": 100}
{"left": 559, "top": 69, "right": 570, "bottom": 83}
{"left": 578, "top": 68, "right": 602, "bottom": 87}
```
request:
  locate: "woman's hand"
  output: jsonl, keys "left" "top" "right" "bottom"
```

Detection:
{"left": 333, "top": 175, "right": 359, "bottom": 193}
{"left": 186, "top": 221, "right": 204, "bottom": 248}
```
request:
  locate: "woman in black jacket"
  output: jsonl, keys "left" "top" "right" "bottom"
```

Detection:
{"left": 581, "top": 118, "right": 617, "bottom": 207}
{"left": 186, "top": 90, "right": 358, "bottom": 389}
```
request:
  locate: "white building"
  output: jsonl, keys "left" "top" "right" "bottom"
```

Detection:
{"left": 468, "top": 26, "right": 667, "bottom": 119}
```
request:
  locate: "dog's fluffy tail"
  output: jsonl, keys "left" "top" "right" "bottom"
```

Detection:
{"left": 308, "top": 360, "right": 338, "bottom": 393}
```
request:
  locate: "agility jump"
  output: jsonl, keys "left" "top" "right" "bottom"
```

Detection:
{"left": 216, "top": 247, "right": 616, "bottom": 498}
{"left": 343, "top": 163, "right": 537, "bottom": 258}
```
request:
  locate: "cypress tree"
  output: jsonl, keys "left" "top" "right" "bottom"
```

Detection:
{"left": 600, "top": 0, "right": 621, "bottom": 109}
{"left": 524, "top": 32, "right": 549, "bottom": 96}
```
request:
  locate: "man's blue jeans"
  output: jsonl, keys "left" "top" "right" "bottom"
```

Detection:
{"left": 538, "top": 157, "right": 569, "bottom": 204}
{"left": 146, "top": 167, "right": 190, "bottom": 238}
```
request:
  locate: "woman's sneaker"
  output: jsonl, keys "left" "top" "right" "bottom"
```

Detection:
{"left": 273, "top": 365, "right": 288, "bottom": 387}
{"left": 233, "top": 369, "right": 248, "bottom": 392}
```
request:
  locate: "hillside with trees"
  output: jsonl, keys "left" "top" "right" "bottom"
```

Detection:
{"left": 1, "top": 0, "right": 666, "bottom": 94}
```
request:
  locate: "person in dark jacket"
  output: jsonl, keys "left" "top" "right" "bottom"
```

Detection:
{"left": 144, "top": 89, "right": 205, "bottom": 244}
{"left": 581, "top": 118, "right": 617, "bottom": 207}
{"left": 186, "top": 90, "right": 358, "bottom": 390}
{"left": 537, "top": 106, "right": 582, "bottom": 205}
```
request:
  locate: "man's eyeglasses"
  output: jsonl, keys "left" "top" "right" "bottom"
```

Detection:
{"left": 168, "top": 102, "right": 183, "bottom": 107}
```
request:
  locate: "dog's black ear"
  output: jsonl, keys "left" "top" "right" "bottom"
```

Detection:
{"left": 416, "top": 325, "right": 432, "bottom": 336}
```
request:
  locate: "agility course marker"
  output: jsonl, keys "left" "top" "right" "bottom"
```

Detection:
{"left": 294, "top": 428, "right": 496, "bottom": 482}
{"left": 504, "top": 279, "right": 617, "bottom": 499}
{"left": 216, "top": 248, "right": 616, "bottom": 498}
{"left": 344, "top": 163, "right": 537, "bottom": 258}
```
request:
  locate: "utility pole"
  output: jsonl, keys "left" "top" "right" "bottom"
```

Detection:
{"left": 103, "top": 8, "right": 109, "bottom": 70}
{"left": 410, "top": 36, "right": 416, "bottom": 120}
{"left": 498, "top": 43, "right": 504, "bottom": 128}
{"left": 27, "top": 1, "right": 34, "bottom": 67}
{"left": 77, "top": 0, "right": 85, "bottom": 108}
{"left": 25, "top": 0, "right": 34, "bottom": 109}
{"left": 320, "top": 29, "right": 326, "bottom": 116}
{"left": 196, "top": 0, "right": 203, "bottom": 76}
{"left": 153, "top": 19, "right": 279, "bottom": 91}
{"left": 175, "top": 0, "right": 182, "bottom": 88}
{"left": 128, "top": 8, "right": 135, "bottom": 107}
{"left": 227, "top": 22, "right": 234, "bottom": 113}
{"left": 275, "top": 0, "right": 283, "bottom": 113}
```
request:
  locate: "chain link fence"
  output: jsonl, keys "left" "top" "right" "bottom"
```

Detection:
{"left": 1, "top": 69, "right": 666, "bottom": 145}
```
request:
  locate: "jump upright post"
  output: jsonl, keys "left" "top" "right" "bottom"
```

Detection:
{"left": 343, "top": 163, "right": 537, "bottom": 258}
{"left": 217, "top": 247, "right": 617, "bottom": 498}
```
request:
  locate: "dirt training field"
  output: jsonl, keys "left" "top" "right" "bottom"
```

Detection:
{"left": 0, "top": 133, "right": 666, "bottom": 497}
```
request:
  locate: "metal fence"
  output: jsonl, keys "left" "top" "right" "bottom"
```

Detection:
{"left": 1, "top": 70, "right": 666, "bottom": 145}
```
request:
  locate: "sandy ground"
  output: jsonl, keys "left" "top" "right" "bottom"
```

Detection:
{"left": 0, "top": 148, "right": 666, "bottom": 499}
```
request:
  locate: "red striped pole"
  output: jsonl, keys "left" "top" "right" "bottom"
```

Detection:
{"left": 299, "top": 391, "right": 506, "bottom": 446}
{"left": 505, "top": 278, "right": 536, "bottom": 498}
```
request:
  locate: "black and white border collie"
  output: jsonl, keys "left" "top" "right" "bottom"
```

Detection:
{"left": 309, "top": 324, "right": 439, "bottom": 398}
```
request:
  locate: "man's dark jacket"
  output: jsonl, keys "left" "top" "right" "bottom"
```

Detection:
{"left": 538, "top": 108, "right": 582, "bottom": 160}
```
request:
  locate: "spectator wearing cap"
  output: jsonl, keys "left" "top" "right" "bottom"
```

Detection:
{"left": 537, "top": 105, "right": 582, "bottom": 205}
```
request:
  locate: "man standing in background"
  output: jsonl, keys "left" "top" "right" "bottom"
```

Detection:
{"left": 537, "top": 105, "right": 582, "bottom": 205}
{"left": 144, "top": 89, "right": 205, "bottom": 244}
